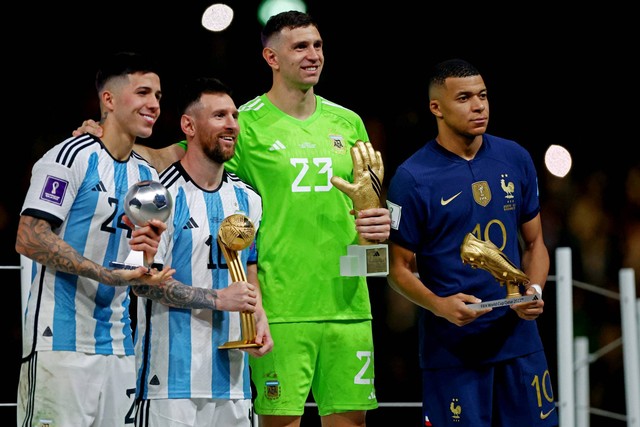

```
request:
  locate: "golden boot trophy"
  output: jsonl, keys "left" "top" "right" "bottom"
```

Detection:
{"left": 460, "top": 233, "right": 529, "bottom": 298}
{"left": 331, "top": 140, "right": 388, "bottom": 277}
{"left": 217, "top": 213, "right": 262, "bottom": 349}
{"left": 460, "top": 233, "right": 539, "bottom": 309}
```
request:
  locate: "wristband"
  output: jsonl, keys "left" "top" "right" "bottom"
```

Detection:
{"left": 530, "top": 284, "right": 542, "bottom": 296}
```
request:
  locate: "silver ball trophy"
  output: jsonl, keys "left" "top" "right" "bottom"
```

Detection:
{"left": 110, "top": 180, "right": 173, "bottom": 270}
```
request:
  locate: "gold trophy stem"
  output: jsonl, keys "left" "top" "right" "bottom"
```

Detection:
{"left": 506, "top": 282, "right": 521, "bottom": 299}
{"left": 357, "top": 229, "right": 372, "bottom": 246}
{"left": 217, "top": 236, "right": 261, "bottom": 349}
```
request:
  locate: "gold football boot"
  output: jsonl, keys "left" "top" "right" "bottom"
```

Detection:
{"left": 460, "top": 233, "right": 529, "bottom": 298}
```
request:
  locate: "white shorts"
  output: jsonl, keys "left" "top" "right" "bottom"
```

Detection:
{"left": 18, "top": 351, "right": 136, "bottom": 427}
{"left": 135, "top": 398, "right": 253, "bottom": 427}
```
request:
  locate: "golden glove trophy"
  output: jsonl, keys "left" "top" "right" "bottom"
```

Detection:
{"left": 217, "top": 213, "right": 262, "bottom": 349}
{"left": 460, "top": 233, "right": 539, "bottom": 309}
{"left": 331, "top": 140, "right": 388, "bottom": 277}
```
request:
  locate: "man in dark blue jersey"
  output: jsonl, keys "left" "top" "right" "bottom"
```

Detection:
{"left": 386, "top": 58, "right": 558, "bottom": 427}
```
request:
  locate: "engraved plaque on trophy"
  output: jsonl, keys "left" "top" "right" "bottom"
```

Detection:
{"left": 217, "top": 213, "right": 262, "bottom": 349}
{"left": 331, "top": 140, "right": 389, "bottom": 277}
{"left": 460, "top": 233, "right": 540, "bottom": 309}
{"left": 110, "top": 180, "right": 172, "bottom": 270}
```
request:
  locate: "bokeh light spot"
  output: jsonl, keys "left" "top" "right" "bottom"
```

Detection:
{"left": 202, "top": 3, "right": 234, "bottom": 32}
{"left": 258, "top": 0, "right": 307, "bottom": 26}
{"left": 545, "top": 144, "right": 572, "bottom": 177}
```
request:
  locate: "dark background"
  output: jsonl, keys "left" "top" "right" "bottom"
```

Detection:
{"left": 3, "top": 1, "right": 638, "bottom": 425}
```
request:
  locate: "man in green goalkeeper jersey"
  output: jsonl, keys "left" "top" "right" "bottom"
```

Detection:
{"left": 228, "top": 11, "right": 390, "bottom": 427}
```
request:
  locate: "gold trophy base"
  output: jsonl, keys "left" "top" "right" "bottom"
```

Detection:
{"left": 218, "top": 341, "right": 263, "bottom": 349}
{"left": 340, "top": 244, "right": 389, "bottom": 277}
{"left": 218, "top": 311, "right": 263, "bottom": 349}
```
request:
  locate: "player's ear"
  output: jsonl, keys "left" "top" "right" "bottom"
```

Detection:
{"left": 262, "top": 47, "right": 278, "bottom": 68}
{"left": 181, "top": 114, "right": 195, "bottom": 137}
{"left": 429, "top": 100, "right": 442, "bottom": 118}
{"left": 100, "top": 89, "right": 115, "bottom": 112}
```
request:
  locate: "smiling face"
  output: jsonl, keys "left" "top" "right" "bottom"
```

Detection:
{"left": 103, "top": 71, "right": 162, "bottom": 140}
{"left": 185, "top": 92, "right": 239, "bottom": 164}
{"left": 265, "top": 24, "right": 324, "bottom": 91}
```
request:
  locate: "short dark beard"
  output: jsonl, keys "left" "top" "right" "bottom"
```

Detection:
{"left": 204, "top": 143, "right": 234, "bottom": 164}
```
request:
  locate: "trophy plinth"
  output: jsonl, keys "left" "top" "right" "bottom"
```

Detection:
{"left": 110, "top": 180, "right": 172, "bottom": 270}
{"left": 339, "top": 244, "right": 389, "bottom": 277}
{"left": 217, "top": 213, "right": 262, "bottom": 349}
{"left": 110, "top": 251, "right": 147, "bottom": 271}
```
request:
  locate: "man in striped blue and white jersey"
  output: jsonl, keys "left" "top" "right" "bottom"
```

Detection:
{"left": 132, "top": 77, "right": 273, "bottom": 427}
{"left": 16, "top": 52, "right": 174, "bottom": 427}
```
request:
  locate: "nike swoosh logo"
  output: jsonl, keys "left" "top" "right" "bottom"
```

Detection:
{"left": 440, "top": 191, "right": 462, "bottom": 206}
{"left": 540, "top": 407, "right": 555, "bottom": 419}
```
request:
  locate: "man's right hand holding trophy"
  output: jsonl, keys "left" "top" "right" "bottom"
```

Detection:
{"left": 110, "top": 180, "right": 175, "bottom": 286}
{"left": 331, "top": 140, "right": 390, "bottom": 277}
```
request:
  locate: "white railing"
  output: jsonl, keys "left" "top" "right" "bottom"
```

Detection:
{"left": 555, "top": 248, "right": 640, "bottom": 427}
{"left": 556, "top": 247, "right": 575, "bottom": 426}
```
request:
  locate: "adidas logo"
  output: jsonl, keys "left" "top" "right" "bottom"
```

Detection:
{"left": 92, "top": 181, "right": 107, "bottom": 192}
{"left": 149, "top": 375, "right": 160, "bottom": 386}
{"left": 183, "top": 217, "right": 199, "bottom": 229}
{"left": 43, "top": 326, "right": 53, "bottom": 337}
{"left": 268, "top": 140, "right": 286, "bottom": 151}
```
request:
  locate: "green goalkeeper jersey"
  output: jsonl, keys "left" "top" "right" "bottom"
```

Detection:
{"left": 226, "top": 94, "right": 372, "bottom": 323}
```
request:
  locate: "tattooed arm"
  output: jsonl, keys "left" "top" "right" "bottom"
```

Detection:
{"left": 15, "top": 215, "right": 166, "bottom": 286}
{"left": 132, "top": 277, "right": 257, "bottom": 312}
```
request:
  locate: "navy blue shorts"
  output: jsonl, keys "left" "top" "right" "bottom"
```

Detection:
{"left": 422, "top": 351, "right": 558, "bottom": 426}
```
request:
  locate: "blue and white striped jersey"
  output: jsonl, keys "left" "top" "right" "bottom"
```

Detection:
{"left": 20, "top": 134, "right": 159, "bottom": 356}
{"left": 135, "top": 162, "right": 262, "bottom": 400}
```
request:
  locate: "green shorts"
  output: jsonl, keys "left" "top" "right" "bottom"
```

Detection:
{"left": 250, "top": 320, "right": 378, "bottom": 416}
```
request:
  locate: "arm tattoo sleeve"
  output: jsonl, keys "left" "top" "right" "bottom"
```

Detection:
{"left": 133, "top": 278, "right": 218, "bottom": 310}
{"left": 17, "top": 216, "right": 128, "bottom": 287}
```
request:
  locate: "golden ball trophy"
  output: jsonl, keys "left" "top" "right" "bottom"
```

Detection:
{"left": 217, "top": 213, "right": 263, "bottom": 349}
